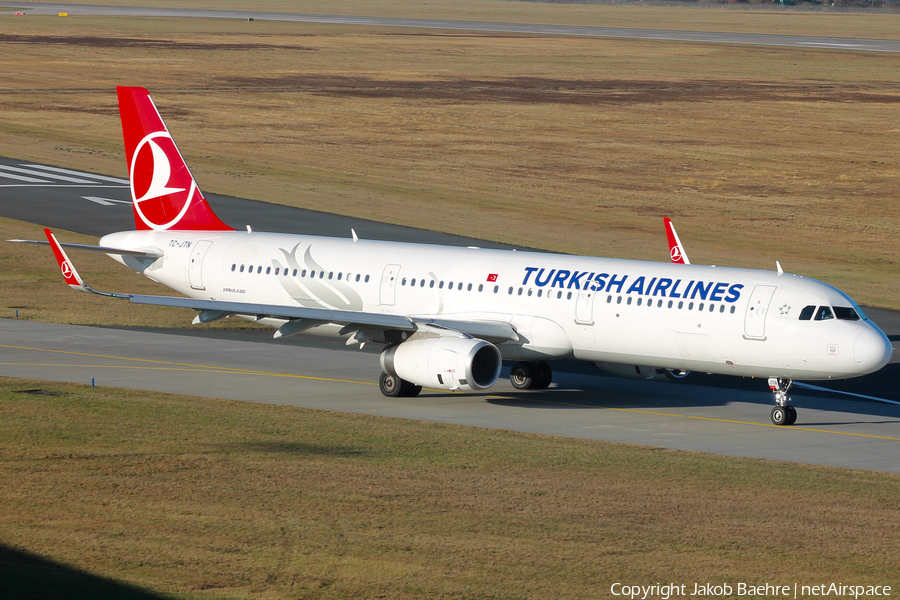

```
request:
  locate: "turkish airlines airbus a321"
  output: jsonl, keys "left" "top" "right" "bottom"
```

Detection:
{"left": 16, "top": 87, "right": 893, "bottom": 426}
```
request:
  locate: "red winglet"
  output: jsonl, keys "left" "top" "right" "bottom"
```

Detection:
{"left": 663, "top": 217, "right": 690, "bottom": 265}
{"left": 44, "top": 228, "right": 88, "bottom": 291}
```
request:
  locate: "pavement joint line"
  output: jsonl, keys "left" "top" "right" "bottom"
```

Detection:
{"left": 490, "top": 397, "right": 900, "bottom": 442}
{"left": 4, "top": 347, "right": 899, "bottom": 441}
{"left": 0, "top": 345, "right": 379, "bottom": 386}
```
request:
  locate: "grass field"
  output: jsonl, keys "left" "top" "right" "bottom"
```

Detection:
{"left": 1, "top": 6, "right": 899, "bottom": 318}
{"left": 1, "top": 376, "right": 899, "bottom": 599}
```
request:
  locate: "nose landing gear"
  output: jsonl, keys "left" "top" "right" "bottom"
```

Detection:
{"left": 768, "top": 377, "right": 797, "bottom": 426}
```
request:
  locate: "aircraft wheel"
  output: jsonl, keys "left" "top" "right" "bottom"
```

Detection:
{"left": 533, "top": 361, "right": 553, "bottom": 390}
{"left": 770, "top": 406, "right": 788, "bottom": 426}
{"left": 509, "top": 362, "right": 534, "bottom": 390}
{"left": 785, "top": 405, "right": 798, "bottom": 426}
{"left": 402, "top": 382, "right": 423, "bottom": 397}
{"left": 379, "top": 372, "right": 404, "bottom": 397}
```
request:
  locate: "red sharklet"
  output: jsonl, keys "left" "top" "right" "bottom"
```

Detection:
{"left": 117, "top": 86, "right": 233, "bottom": 232}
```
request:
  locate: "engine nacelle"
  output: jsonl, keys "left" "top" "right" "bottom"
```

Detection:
{"left": 381, "top": 336, "right": 502, "bottom": 392}
{"left": 595, "top": 362, "right": 690, "bottom": 382}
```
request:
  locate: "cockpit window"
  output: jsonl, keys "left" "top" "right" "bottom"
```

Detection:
{"left": 798, "top": 305, "right": 815, "bottom": 321}
{"left": 814, "top": 306, "right": 834, "bottom": 321}
{"left": 833, "top": 306, "right": 860, "bottom": 321}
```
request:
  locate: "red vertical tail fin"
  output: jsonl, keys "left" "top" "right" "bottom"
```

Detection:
{"left": 117, "top": 86, "right": 233, "bottom": 232}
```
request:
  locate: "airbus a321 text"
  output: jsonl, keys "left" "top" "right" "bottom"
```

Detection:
{"left": 13, "top": 87, "right": 893, "bottom": 426}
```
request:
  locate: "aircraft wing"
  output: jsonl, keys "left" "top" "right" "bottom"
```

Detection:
{"left": 38, "top": 228, "right": 519, "bottom": 343}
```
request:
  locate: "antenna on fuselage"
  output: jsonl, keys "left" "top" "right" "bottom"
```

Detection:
{"left": 776, "top": 261, "right": 784, "bottom": 276}
{"left": 351, "top": 228, "right": 358, "bottom": 242}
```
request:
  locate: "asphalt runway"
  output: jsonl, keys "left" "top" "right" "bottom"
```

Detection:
{"left": 3, "top": 2, "right": 900, "bottom": 54}
{"left": 1, "top": 157, "right": 898, "bottom": 472}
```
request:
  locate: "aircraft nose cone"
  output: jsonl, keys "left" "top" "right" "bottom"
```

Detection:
{"left": 854, "top": 327, "right": 893, "bottom": 374}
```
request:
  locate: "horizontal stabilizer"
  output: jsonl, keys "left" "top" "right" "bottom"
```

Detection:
{"left": 8, "top": 238, "right": 163, "bottom": 259}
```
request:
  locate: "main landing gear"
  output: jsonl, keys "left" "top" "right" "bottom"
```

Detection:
{"left": 768, "top": 377, "right": 797, "bottom": 426}
{"left": 379, "top": 372, "right": 422, "bottom": 398}
{"left": 509, "top": 361, "right": 553, "bottom": 391}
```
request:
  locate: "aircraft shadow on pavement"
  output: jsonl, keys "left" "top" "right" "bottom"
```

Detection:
{"left": 467, "top": 367, "right": 900, "bottom": 424}
{"left": 0, "top": 543, "right": 166, "bottom": 600}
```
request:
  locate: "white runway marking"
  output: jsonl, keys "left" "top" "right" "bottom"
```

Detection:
{"left": 82, "top": 196, "right": 132, "bottom": 206}
{"left": 0, "top": 164, "right": 96, "bottom": 184}
{"left": 25, "top": 164, "right": 130, "bottom": 185}
{"left": 0, "top": 164, "right": 129, "bottom": 188}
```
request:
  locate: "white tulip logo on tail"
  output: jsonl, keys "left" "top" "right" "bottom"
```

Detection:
{"left": 130, "top": 131, "right": 197, "bottom": 231}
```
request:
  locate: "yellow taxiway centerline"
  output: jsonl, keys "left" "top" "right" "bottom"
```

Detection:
{"left": 3, "top": 344, "right": 899, "bottom": 442}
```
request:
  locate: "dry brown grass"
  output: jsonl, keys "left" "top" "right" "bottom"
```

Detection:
{"left": 1, "top": 376, "right": 899, "bottom": 599}
{"left": 1, "top": 8, "right": 898, "bottom": 318}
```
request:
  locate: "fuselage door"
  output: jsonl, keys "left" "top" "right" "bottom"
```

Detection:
{"left": 380, "top": 264, "right": 401, "bottom": 306}
{"left": 744, "top": 285, "right": 777, "bottom": 339}
{"left": 189, "top": 240, "right": 213, "bottom": 290}
{"left": 575, "top": 289, "right": 595, "bottom": 325}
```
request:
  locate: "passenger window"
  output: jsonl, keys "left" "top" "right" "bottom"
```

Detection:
{"left": 657, "top": 300, "right": 663, "bottom": 307}
{"left": 508, "top": 287, "right": 514, "bottom": 295}
{"left": 266, "top": 267, "right": 271, "bottom": 275}
{"left": 458, "top": 282, "right": 463, "bottom": 291}
{"left": 231, "top": 264, "right": 236, "bottom": 272}
{"left": 356, "top": 274, "right": 361, "bottom": 282}
{"left": 518, "top": 288, "right": 523, "bottom": 296}
{"left": 310, "top": 271, "right": 316, "bottom": 279}
{"left": 698, "top": 303, "right": 704, "bottom": 311}
{"left": 449, "top": 281, "right": 453, "bottom": 289}
{"left": 617, "top": 296, "right": 622, "bottom": 304}
{"left": 719, "top": 305, "right": 724, "bottom": 313}
{"left": 421, "top": 280, "right": 425, "bottom": 287}
{"left": 365, "top": 275, "right": 370, "bottom": 282}
{"left": 688, "top": 302, "right": 693, "bottom": 310}
{"left": 730, "top": 306, "right": 736, "bottom": 314}
{"left": 494, "top": 285, "right": 499, "bottom": 293}
{"left": 430, "top": 280, "right": 435, "bottom": 288}
{"left": 527, "top": 288, "right": 532, "bottom": 296}
{"left": 815, "top": 306, "right": 834, "bottom": 321}
{"left": 637, "top": 297, "right": 642, "bottom": 306}
{"left": 337, "top": 272, "right": 342, "bottom": 280}
{"left": 468, "top": 283, "right": 473, "bottom": 292}
{"left": 678, "top": 301, "right": 683, "bottom": 309}
{"left": 478, "top": 284, "right": 483, "bottom": 292}
{"left": 439, "top": 281, "right": 444, "bottom": 289}
{"left": 567, "top": 292, "right": 572, "bottom": 300}
{"left": 240, "top": 265, "right": 245, "bottom": 273}
{"left": 248, "top": 265, "right": 253, "bottom": 272}
{"left": 557, "top": 291, "right": 562, "bottom": 299}
{"left": 607, "top": 295, "right": 612, "bottom": 303}
{"left": 833, "top": 307, "right": 860, "bottom": 321}
{"left": 709, "top": 304, "right": 714, "bottom": 312}
{"left": 537, "top": 289, "right": 542, "bottom": 297}
{"left": 257, "top": 266, "right": 262, "bottom": 274}
{"left": 410, "top": 278, "right": 416, "bottom": 286}
{"left": 292, "top": 269, "right": 298, "bottom": 277}
{"left": 668, "top": 300, "right": 673, "bottom": 308}
{"left": 328, "top": 272, "right": 333, "bottom": 280}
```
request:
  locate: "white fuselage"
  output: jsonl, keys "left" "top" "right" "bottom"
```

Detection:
{"left": 100, "top": 229, "right": 893, "bottom": 381}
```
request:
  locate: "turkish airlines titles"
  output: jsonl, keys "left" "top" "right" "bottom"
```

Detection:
{"left": 520, "top": 267, "right": 744, "bottom": 303}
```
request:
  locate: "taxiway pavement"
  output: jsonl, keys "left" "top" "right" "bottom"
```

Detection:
{"left": 3, "top": 2, "right": 900, "bottom": 53}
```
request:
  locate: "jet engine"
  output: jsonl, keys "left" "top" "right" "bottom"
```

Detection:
{"left": 595, "top": 362, "right": 690, "bottom": 382}
{"left": 381, "top": 336, "right": 502, "bottom": 392}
